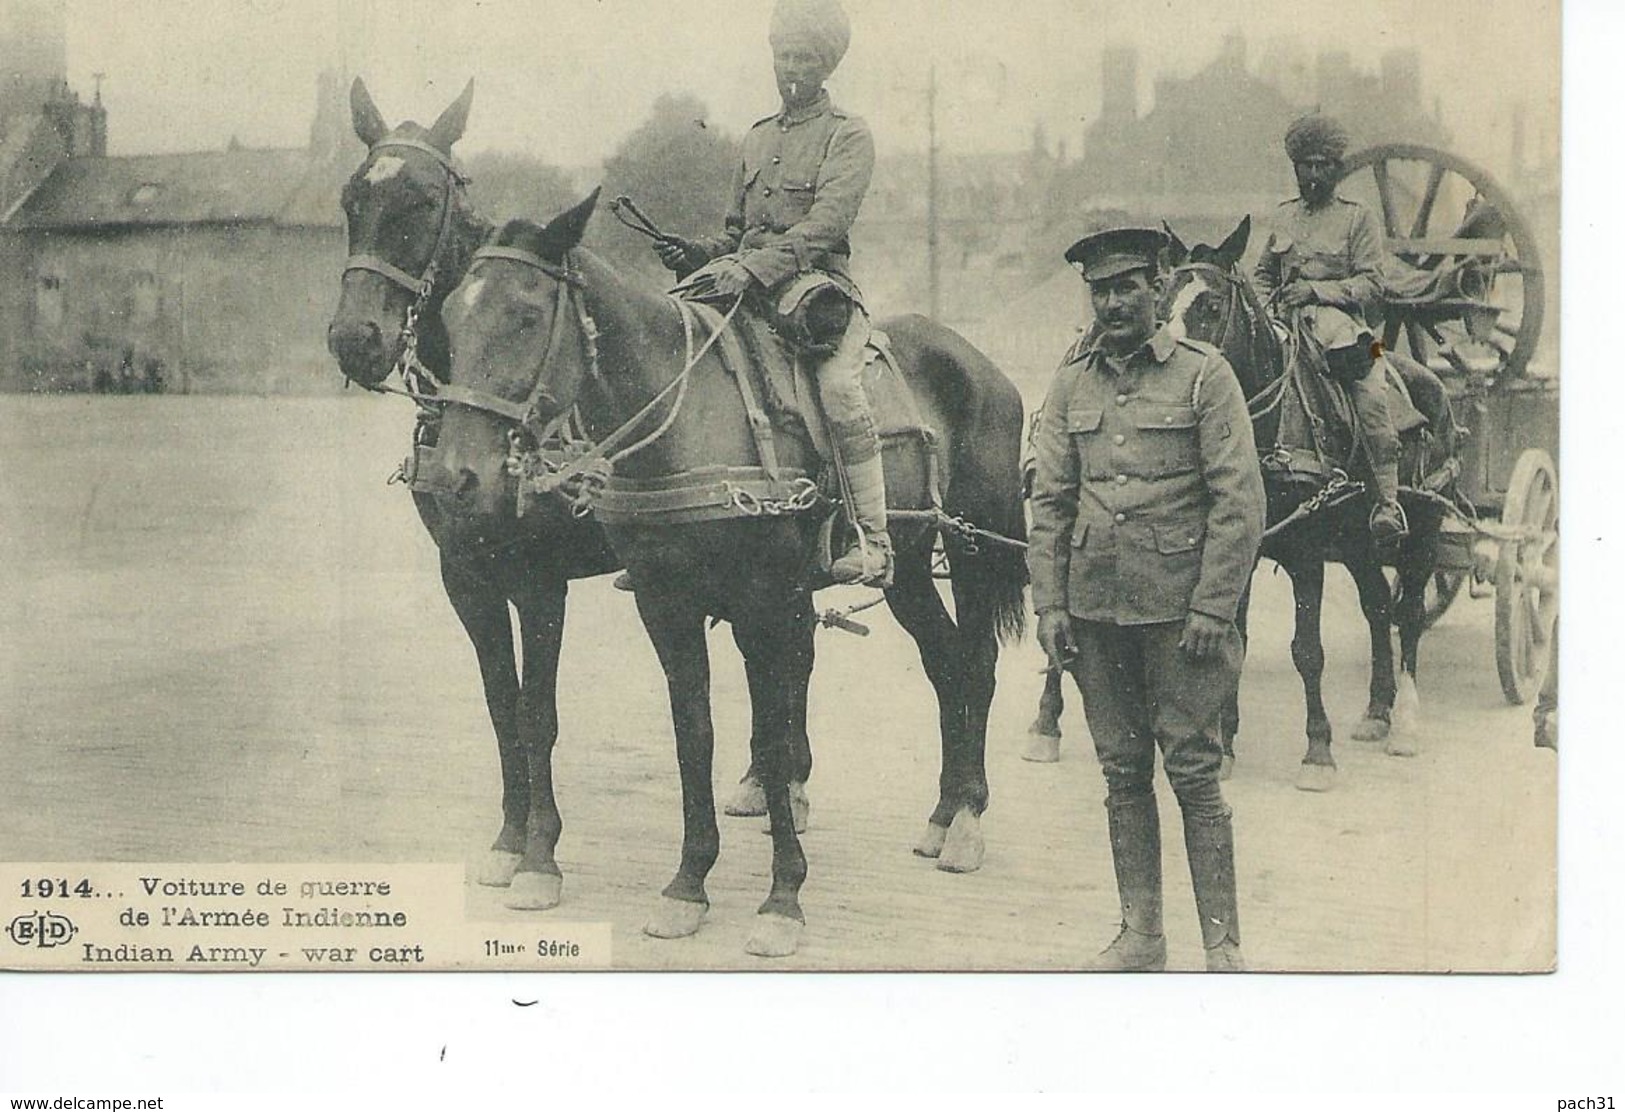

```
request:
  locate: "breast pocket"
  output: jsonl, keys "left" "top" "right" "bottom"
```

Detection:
{"left": 1067, "top": 407, "right": 1105, "bottom": 480}
{"left": 1134, "top": 405, "right": 1200, "bottom": 477}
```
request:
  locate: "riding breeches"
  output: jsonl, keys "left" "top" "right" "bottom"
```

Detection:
{"left": 815, "top": 309, "right": 880, "bottom": 465}
{"left": 1065, "top": 618, "right": 1240, "bottom": 821}
{"left": 1347, "top": 366, "right": 1400, "bottom": 500}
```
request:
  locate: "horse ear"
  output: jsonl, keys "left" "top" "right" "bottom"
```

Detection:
{"left": 1163, "top": 221, "right": 1189, "bottom": 267}
{"left": 426, "top": 79, "right": 475, "bottom": 152}
{"left": 350, "top": 77, "right": 389, "bottom": 147}
{"left": 1216, "top": 215, "right": 1251, "bottom": 269}
{"left": 540, "top": 188, "right": 603, "bottom": 257}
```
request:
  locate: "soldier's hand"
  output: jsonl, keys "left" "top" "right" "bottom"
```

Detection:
{"left": 654, "top": 236, "right": 707, "bottom": 274}
{"left": 1278, "top": 280, "right": 1316, "bottom": 309}
{"left": 1037, "top": 610, "right": 1077, "bottom": 673}
{"left": 710, "top": 259, "right": 756, "bottom": 298}
{"left": 1180, "top": 611, "right": 1232, "bottom": 661}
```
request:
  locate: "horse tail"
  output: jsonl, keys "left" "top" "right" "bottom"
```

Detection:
{"left": 881, "top": 314, "right": 1029, "bottom": 646}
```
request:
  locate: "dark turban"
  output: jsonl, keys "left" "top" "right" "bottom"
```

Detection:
{"left": 1284, "top": 113, "right": 1350, "bottom": 162}
{"left": 770, "top": 0, "right": 852, "bottom": 75}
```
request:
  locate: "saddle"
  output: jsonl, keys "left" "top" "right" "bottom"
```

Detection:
{"left": 580, "top": 271, "right": 942, "bottom": 553}
{"left": 1270, "top": 320, "right": 1436, "bottom": 486}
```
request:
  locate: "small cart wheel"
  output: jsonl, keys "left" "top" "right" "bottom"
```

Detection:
{"left": 1494, "top": 449, "right": 1559, "bottom": 704}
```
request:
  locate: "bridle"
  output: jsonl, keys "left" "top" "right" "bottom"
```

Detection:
{"left": 439, "top": 241, "right": 742, "bottom": 514}
{"left": 342, "top": 137, "right": 467, "bottom": 390}
{"left": 432, "top": 244, "right": 602, "bottom": 449}
{"left": 1167, "top": 262, "right": 1286, "bottom": 418}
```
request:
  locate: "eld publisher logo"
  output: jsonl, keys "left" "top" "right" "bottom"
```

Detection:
{"left": 6, "top": 911, "right": 78, "bottom": 949}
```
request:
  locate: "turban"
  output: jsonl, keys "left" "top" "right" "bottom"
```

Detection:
{"left": 1284, "top": 113, "right": 1350, "bottom": 162}
{"left": 769, "top": 0, "right": 852, "bottom": 75}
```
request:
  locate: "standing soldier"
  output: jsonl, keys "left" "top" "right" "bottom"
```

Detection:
{"left": 654, "top": 0, "right": 890, "bottom": 585}
{"left": 1255, "top": 112, "right": 1408, "bottom": 542}
{"left": 1028, "top": 227, "right": 1266, "bottom": 972}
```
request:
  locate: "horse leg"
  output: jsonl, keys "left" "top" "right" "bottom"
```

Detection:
{"left": 1348, "top": 559, "right": 1400, "bottom": 745}
{"left": 733, "top": 592, "right": 813, "bottom": 957}
{"left": 634, "top": 587, "right": 719, "bottom": 940}
{"left": 1024, "top": 669, "right": 1065, "bottom": 763}
{"left": 439, "top": 556, "right": 525, "bottom": 887}
{"left": 1385, "top": 541, "right": 1435, "bottom": 757}
{"left": 725, "top": 607, "right": 816, "bottom": 821}
{"left": 1285, "top": 559, "right": 1337, "bottom": 792}
{"left": 941, "top": 561, "right": 1002, "bottom": 870}
{"left": 502, "top": 578, "right": 569, "bottom": 910}
{"left": 734, "top": 596, "right": 814, "bottom": 835}
{"left": 886, "top": 546, "right": 978, "bottom": 871}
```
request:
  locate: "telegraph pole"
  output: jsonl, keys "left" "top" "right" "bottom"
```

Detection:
{"left": 926, "top": 62, "right": 941, "bottom": 321}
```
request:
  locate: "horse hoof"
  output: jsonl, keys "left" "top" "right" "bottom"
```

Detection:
{"left": 1350, "top": 716, "right": 1391, "bottom": 742}
{"left": 723, "top": 775, "right": 767, "bottom": 818}
{"left": 937, "top": 808, "right": 985, "bottom": 874}
{"left": 1295, "top": 762, "right": 1337, "bottom": 793}
{"left": 1219, "top": 754, "right": 1235, "bottom": 781}
{"left": 1384, "top": 733, "right": 1420, "bottom": 758}
{"left": 1022, "top": 731, "right": 1061, "bottom": 763}
{"left": 503, "top": 871, "right": 562, "bottom": 911}
{"left": 913, "top": 821, "right": 948, "bottom": 859}
{"left": 475, "top": 851, "right": 522, "bottom": 888}
{"left": 643, "top": 897, "right": 707, "bottom": 940}
{"left": 759, "top": 782, "right": 810, "bottom": 834}
{"left": 744, "top": 913, "right": 804, "bottom": 958}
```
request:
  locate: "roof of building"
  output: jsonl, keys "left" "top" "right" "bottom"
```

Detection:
{"left": 5, "top": 146, "right": 346, "bottom": 230}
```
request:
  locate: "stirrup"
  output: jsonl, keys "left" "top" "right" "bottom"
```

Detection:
{"left": 1369, "top": 500, "right": 1409, "bottom": 542}
{"left": 830, "top": 533, "right": 893, "bottom": 587}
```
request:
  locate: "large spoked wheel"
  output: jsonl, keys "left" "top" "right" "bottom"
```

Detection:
{"left": 1340, "top": 143, "right": 1545, "bottom": 379}
{"left": 1494, "top": 449, "right": 1558, "bottom": 704}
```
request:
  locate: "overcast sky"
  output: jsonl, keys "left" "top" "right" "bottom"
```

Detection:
{"left": 55, "top": 0, "right": 1558, "bottom": 176}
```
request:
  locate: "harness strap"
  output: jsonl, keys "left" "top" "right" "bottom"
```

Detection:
{"left": 687, "top": 299, "right": 784, "bottom": 483}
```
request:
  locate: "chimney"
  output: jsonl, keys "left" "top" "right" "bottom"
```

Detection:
{"left": 1102, "top": 47, "right": 1138, "bottom": 122}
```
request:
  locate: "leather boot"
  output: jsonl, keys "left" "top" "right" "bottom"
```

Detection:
{"left": 1085, "top": 794, "right": 1166, "bottom": 972}
{"left": 1183, "top": 808, "right": 1244, "bottom": 972}
{"left": 828, "top": 425, "right": 892, "bottom": 586}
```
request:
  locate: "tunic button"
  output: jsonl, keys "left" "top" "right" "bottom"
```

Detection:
{"left": 763, "top": 186, "right": 773, "bottom": 196}
{"left": 1115, "top": 394, "right": 1128, "bottom": 405}
{"left": 1113, "top": 434, "right": 1126, "bottom": 446}
{"left": 1113, "top": 512, "right": 1127, "bottom": 524}
{"left": 772, "top": 156, "right": 781, "bottom": 164}
{"left": 1164, "top": 415, "right": 1174, "bottom": 424}
{"left": 1115, "top": 474, "right": 1128, "bottom": 485}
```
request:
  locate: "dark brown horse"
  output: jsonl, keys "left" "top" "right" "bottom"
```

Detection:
{"left": 326, "top": 79, "right": 621, "bottom": 910}
{"left": 435, "top": 195, "right": 1028, "bottom": 957}
{"left": 1164, "top": 218, "right": 1458, "bottom": 790}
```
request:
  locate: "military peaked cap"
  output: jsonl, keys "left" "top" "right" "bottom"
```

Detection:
{"left": 1065, "top": 226, "right": 1168, "bottom": 282}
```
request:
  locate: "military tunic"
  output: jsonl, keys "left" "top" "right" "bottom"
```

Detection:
{"left": 696, "top": 90, "right": 874, "bottom": 294}
{"left": 1254, "top": 195, "right": 1384, "bottom": 347}
{"left": 1027, "top": 326, "right": 1265, "bottom": 626}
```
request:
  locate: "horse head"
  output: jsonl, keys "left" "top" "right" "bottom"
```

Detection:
{"left": 327, "top": 77, "right": 482, "bottom": 388}
{"left": 1159, "top": 217, "right": 1279, "bottom": 401}
{"left": 432, "top": 192, "right": 603, "bottom": 519}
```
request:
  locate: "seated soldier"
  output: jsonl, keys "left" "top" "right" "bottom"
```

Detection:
{"left": 1255, "top": 113, "right": 1408, "bottom": 543}
{"left": 654, "top": 0, "right": 891, "bottom": 585}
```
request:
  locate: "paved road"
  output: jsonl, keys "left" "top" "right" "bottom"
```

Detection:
{"left": 0, "top": 396, "right": 1555, "bottom": 971}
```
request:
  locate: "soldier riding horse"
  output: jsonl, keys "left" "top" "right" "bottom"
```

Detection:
{"left": 1158, "top": 217, "right": 1460, "bottom": 790}
{"left": 434, "top": 192, "right": 1029, "bottom": 958}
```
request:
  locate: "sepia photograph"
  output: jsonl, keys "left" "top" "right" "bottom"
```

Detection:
{"left": 0, "top": 0, "right": 1562, "bottom": 983}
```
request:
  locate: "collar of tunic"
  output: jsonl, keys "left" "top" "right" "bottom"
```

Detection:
{"left": 1083, "top": 324, "right": 1178, "bottom": 373}
{"left": 777, "top": 90, "right": 834, "bottom": 127}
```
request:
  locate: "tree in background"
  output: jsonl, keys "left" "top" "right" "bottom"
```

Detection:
{"left": 597, "top": 92, "right": 737, "bottom": 275}
{"left": 464, "top": 151, "right": 580, "bottom": 226}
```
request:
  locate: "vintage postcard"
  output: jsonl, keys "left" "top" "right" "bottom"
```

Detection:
{"left": 0, "top": 0, "right": 1559, "bottom": 973}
